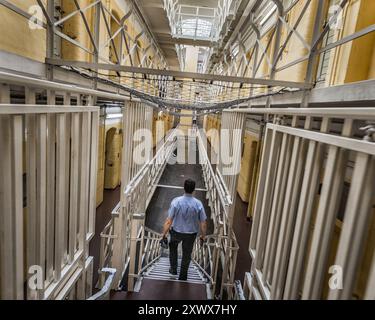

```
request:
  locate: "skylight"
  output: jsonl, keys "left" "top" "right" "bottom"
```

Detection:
{"left": 178, "top": 18, "right": 213, "bottom": 39}
{"left": 164, "top": 1, "right": 240, "bottom": 42}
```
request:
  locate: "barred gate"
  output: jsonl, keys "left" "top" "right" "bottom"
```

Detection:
{"left": 243, "top": 108, "right": 375, "bottom": 300}
{"left": 0, "top": 102, "right": 99, "bottom": 300}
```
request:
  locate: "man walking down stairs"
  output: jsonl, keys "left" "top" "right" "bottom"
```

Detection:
{"left": 161, "top": 179, "right": 208, "bottom": 281}
{"left": 112, "top": 179, "right": 209, "bottom": 300}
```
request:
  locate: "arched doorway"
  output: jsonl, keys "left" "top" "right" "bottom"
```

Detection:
{"left": 104, "top": 127, "right": 122, "bottom": 189}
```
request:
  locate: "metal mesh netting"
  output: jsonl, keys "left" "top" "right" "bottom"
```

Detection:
{"left": 67, "top": 66, "right": 298, "bottom": 113}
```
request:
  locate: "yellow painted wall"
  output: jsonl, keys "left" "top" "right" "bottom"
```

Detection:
{"left": 275, "top": 0, "right": 318, "bottom": 82}
{"left": 0, "top": 0, "right": 163, "bottom": 73}
{"left": 61, "top": 0, "right": 92, "bottom": 62}
{"left": 237, "top": 131, "right": 259, "bottom": 202}
{"left": 104, "top": 127, "right": 122, "bottom": 189}
{"left": 368, "top": 43, "right": 375, "bottom": 78}
{"left": 96, "top": 123, "right": 105, "bottom": 207}
{"left": 327, "top": 0, "right": 375, "bottom": 84}
{"left": 255, "top": 29, "right": 274, "bottom": 79}
{"left": 0, "top": 0, "right": 46, "bottom": 62}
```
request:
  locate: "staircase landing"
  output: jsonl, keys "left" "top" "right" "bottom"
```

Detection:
{"left": 111, "top": 258, "right": 208, "bottom": 300}
{"left": 111, "top": 278, "right": 208, "bottom": 300}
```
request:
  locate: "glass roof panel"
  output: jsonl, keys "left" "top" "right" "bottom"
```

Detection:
{"left": 164, "top": 1, "right": 239, "bottom": 41}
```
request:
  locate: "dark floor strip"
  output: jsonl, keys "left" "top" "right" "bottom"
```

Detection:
{"left": 89, "top": 187, "right": 120, "bottom": 287}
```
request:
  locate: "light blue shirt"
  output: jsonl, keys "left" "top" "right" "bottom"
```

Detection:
{"left": 168, "top": 194, "right": 207, "bottom": 234}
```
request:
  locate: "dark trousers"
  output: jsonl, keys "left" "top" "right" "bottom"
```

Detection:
{"left": 169, "top": 229, "right": 197, "bottom": 280}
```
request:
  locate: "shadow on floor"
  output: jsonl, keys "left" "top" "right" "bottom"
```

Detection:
{"left": 232, "top": 194, "right": 253, "bottom": 283}
{"left": 111, "top": 278, "right": 207, "bottom": 300}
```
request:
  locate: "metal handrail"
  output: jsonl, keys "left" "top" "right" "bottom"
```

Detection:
{"left": 87, "top": 268, "right": 117, "bottom": 300}
{"left": 195, "top": 128, "right": 240, "bottom": 299}
{"left": 234, "top": 280, "right": 245, "bottom": 300}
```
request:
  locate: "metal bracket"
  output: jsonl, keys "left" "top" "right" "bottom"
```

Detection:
{"left": 132, "top": 212, "right": 146, "bottom": 220}
{"left": 360, "top": 123, "right": 375, "bottom": 142}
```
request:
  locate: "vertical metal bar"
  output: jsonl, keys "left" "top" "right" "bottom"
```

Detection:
{"left": 63, "top": 93, "right": 71, "bottom": 265}
{"left": 46, "top": 0, "right": 55, "bottom": 81}
{"left": 249, "top": 126, "right": 272, "bottom": 250}
{"left": 301, "top": 0, "right": 325, "bottom": 107}
{"left": 36, "top": 114, "right": 47, "bottom": 299}
{"left": 0, "top": 84, "right": 14, "bottom": 299}
{"left": 254, "top": 128, "right": 282, "bottom": 268}
{"left": 54, "top": 113, "right": 66, "bottom": 282}
{"left": 365, "top": 248, "right": 375, "bottom": 299}
{"left": 78, "top": 112, "right": 89, "bottom": 253}
{"left": 302, "top": 119, "right": 352, "bottom": 299}
{"left": 267, "top": 3, "right": 284, "bottom": 107}
{"left": 46, "top": 91, "right": 56, "bottom": 283}
{"left": 88, "top": 111, "right": 99, "bottom": 239}
{"left": 328, "top": 154, "right": 375, "bottom": 299}
{"left": 25, "top": 88, "right": 37, "bottom": 299}
{"left": 68, "top": 113, "right": 79, "bottom": 263}
{"left": 271, "top": 126, "right": 305, "bottom": 299}
{"left": 0, "top": 114, "right": 14, "bottom": 298}
{"left": 283, "top": 117, "right": 329, "bottom": 299}
{"left": 262, "top": 132, "right": 291, "bottom": 284}
{"left": 92, "top": 1, "right": 101, "bottom": 94}
{"left": 11, "top": 115, "right": 24, "bottom": 299}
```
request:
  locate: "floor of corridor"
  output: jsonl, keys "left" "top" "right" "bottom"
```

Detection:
{"left": 89, "top": 187, "right": 121, "bottom": 288}
{"left": 111, "top": 279, "right": 207, "bottom": 300}
{"left": 145, "top": 162, "right": 214, "bottom": 234}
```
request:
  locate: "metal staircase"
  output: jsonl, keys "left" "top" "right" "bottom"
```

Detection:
{"left": 96, "top": 126, "right": 240, "bottom": 299}
{"left": 143, "top": 257, "right": 206, "bottom": 284}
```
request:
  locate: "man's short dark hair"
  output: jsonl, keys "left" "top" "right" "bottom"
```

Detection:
{"left": 184, "top": 179, "right": 196, "bottom": 194}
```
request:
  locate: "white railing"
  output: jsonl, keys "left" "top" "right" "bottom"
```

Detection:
{"left": 192, "top": 235, "right": 219, "bottom": 290}
{"left": 99, "top": 127, "right": 178, "bottom": 290}
{"left": 232, "top": 107, "right": 375, "bottom": 300}
{"left": 196, "top": 128, "right": 239, "bottom": 299}
{"left": 88, "top": 268, "right": 116, "bottom": 300}
{"left": 97, "top": 204, "right": 119, "bottom": 288}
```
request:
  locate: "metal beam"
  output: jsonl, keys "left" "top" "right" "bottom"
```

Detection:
{"left": 224, "top": 107, "right": 375, "bottom": 120}
{"left": 158, "top": 37, "right": 214, "bottom": 47}
{"left": 236, "top": 79, "right": 375, "bottom": 108}
{"left": 46, "top": 59, "right": 312, "bottom": 89}
{"left": 0, "top": 0, "right": 46, "bottom": 28}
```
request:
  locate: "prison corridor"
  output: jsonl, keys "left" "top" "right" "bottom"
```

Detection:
{"left": 1, "top": 0, "right": 375, "bottom": 302}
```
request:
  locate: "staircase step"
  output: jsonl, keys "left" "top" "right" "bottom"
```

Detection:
{"left": 148, "top": 269, "right": 202, "bottom": 277}
{"left": 145, "top": 275, "right": 206, "bottom": 284}
{"left": 142, "top": 258, "right": 206, "bottom": 284}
